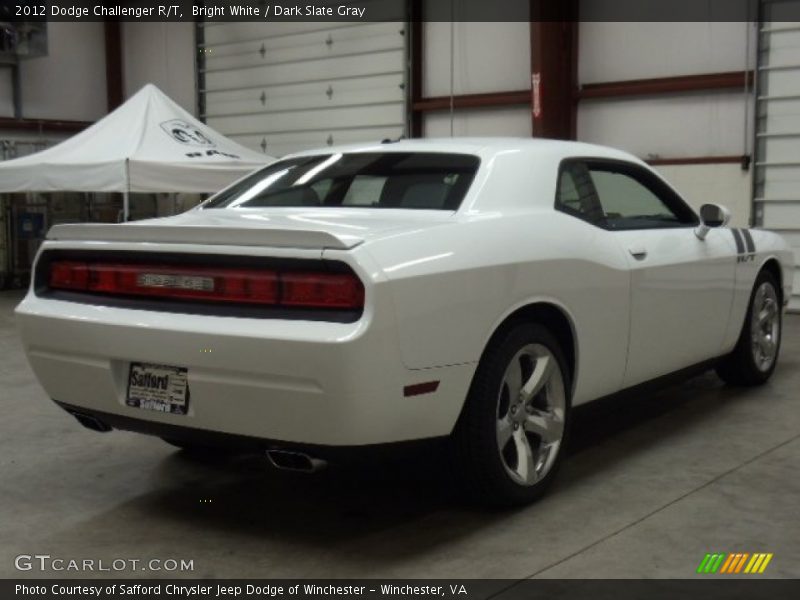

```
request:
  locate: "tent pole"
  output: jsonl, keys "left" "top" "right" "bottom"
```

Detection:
{"left": 123, "top": 158, "right": 130, "bottom": 222}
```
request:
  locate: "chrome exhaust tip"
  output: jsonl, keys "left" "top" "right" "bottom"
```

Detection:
{"left": 70, "top": 411, "right": 112, "bottom": 433}
{"left": 266, "top": 449, "right": 327, "bottom": 473}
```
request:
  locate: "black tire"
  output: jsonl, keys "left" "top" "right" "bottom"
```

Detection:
{"left": 450, "top": 321, "right": 572, "bottom": 507}
{"left": 716, "top": 270, "right": 782, "bottom": 386}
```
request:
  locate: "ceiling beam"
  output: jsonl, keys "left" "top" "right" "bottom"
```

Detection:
{"left": 413, "top": 90, "right": 530, "bottom": 112}
{"left": 0, "top": 117, "right": 90, "bottom": 133}
{"left": 578, "top": 71, "right": 754, "bottom": 100}
{"left": 646, "top": 155, "right": 749, "bottom": 167}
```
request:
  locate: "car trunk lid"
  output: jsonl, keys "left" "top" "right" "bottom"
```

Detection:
{"left": 46, "top": 207, "right": 455, "bottom": 251}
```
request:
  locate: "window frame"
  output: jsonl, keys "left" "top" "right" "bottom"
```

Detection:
{"left": 554, "top": 157, "right": 700, "bottom": 231}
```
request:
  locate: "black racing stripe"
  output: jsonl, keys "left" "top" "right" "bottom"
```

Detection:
{"left": 741, "top": 229, "right": 756, "bottom": 253}
{"left": 731, "top": 228, "right": 745, "bottom": 254}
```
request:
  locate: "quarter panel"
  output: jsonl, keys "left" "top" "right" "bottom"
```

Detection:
{"left": 364, "top": 212, "right": 632, "bottom": 404}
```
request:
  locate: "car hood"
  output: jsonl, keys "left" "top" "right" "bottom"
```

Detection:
{"left": 46, "top": 207, "right": 457, "bottom": 251}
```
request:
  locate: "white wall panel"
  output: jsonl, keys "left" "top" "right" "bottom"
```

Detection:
{"left": 423, "top": 21, "right": 531, "bottom": 97}
{"left": 203, "top": 23, "right": 402, "bottom": 70}
{"left": 124, "top": 23, "right": 197, "bottom": 115}
{"left": 205, "top": 74, "right": 403, "bottom": 117}
{"left": 760, "top": 67, "right": 800, "bottom": 99}
{"left": 577, "top": 92, "right": 747, "bottom": 158}
{"left": 204, "top": 48, "right": 401, "bottom": 90}
{"left": 761, "top": 24, "right": 800, "bottom": 66}
{"left": 759, "top": 136, "right": 800, "bottom": 164}
{"left": 761, "top": 201, "right": 800, "bottom": 228}
{"left": 19, "top": 22, "right": 107, "bottom": 121}
{"left": 208, "top": 103, "right": 403, "bottom": 136}
{"left": 579, "top": 21, "right": 752, "bottom": 84}
{"left": 227, "top": 127, "right": 403, "bottom": 158}
{"left": 653, "top": 164, "right": 751, "bottom": 227}
{"left": 758, "top": 165, "right": 800, "bottom": 199}
{"left": 423, "top": 107, "right": 531, "bottom": 138}
{"left": 200, "top": 17, "right": 405, "bottom": 156}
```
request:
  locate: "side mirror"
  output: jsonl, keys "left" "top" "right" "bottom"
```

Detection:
{"left": 695, "top": 203, "right": 731, "bottom": 240}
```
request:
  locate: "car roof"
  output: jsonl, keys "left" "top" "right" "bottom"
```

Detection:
{"left": 284, "top": 137, "right": 645, "bottom": 166}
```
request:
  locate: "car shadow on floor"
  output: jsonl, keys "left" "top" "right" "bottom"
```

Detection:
{"left": 556, "top": 369, "right": 773, "bottom": 494}
{"left": 569, "top": 370, "right": 727, "bottom": 454}
{"left": 90, "top": 370, "right": 764, "bottom": 552}
{"left": 52, "top": 445, "right": 496, "bottom": 566}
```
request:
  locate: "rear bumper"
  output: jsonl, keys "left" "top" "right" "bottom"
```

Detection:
{"left": 54, "top": 400, "right": 447, "bottom": 461}
{"left": 16, "top": 293, "right": 474, "bottom": 446}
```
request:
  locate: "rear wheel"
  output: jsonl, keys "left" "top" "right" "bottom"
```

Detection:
{"left": 451, "top": 322, "right": 571, "bottom": 506}
{"left": 716, "top": 270, "right": 782, "bottom": 386}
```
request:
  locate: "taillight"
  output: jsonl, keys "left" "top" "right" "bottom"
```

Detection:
{"left": 47, "top": 261, "right": 363, "bottom": 310}
{"left": 49, "top": 261, "right": 89, "bottom": 290}
{"left": 282, "top": 273, "right": 364, "bottom": 309}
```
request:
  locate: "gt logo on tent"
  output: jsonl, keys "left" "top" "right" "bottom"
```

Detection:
{"left": 160, "top": 119, "right": 215, "bottom": 147}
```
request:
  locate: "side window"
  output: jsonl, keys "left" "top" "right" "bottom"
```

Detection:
{"left": 556, "top": 162, "right": 606, "bottom": 226}
{"left": 589, "top": 170, "right": 677, "bottom": 229}
{"left": 556, "top": 160, "right": 698, "bottom": 231}
{"left": 588, "top": 165, "right": 697, "bottom": 230}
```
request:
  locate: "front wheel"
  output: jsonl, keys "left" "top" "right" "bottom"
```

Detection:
{"left": 451, "top": 322, "right": 571, "bottom": 506}
{"left": 716, "top": 270, "right": 782, "bottom": 386}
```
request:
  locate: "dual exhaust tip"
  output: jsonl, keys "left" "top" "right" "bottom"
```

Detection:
{"left": 68, "top": 410, "right": 327, "bottom": 473}
{"left": 266, "top": 449, "right": 327, "bottom": 473}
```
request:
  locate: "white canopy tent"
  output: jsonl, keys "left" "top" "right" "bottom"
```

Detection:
{"left": 0, "top": 84, "right": 273, "bottom": 220}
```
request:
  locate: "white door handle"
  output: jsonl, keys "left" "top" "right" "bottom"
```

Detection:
{"left": 629, "top": 247, "right": 648, "bottom": 260}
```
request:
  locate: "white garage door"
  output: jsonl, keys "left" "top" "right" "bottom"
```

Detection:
{"left": 198, "top": 18, "right": 407, "bottom": 157}
{"left": 755, "top": 3, "right": 800, "bottom": 310}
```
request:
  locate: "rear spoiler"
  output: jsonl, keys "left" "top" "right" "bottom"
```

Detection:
{"left": 46, "top": 223, "right": 363, "bottom": 251}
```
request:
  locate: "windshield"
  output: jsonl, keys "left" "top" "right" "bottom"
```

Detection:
{"left": 202, "top": 152, "right": 480, "bottom": 211}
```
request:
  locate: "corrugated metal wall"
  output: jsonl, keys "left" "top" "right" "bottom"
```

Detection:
{"left": 197, "top": 17, "right": 407, "bottom": 157}
{"left": 754, "top": 3, "right": 800, "bottom": 310}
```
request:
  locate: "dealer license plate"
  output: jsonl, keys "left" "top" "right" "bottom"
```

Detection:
{"left": 126, "top": 362, "right": 189, "bottom": 415}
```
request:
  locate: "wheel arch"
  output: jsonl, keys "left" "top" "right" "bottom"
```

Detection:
{"left": 479, "top": 301, "right": 579, "bottom": 396}
{"left": 759, "top": 257, "right": 784, "bottom": 304}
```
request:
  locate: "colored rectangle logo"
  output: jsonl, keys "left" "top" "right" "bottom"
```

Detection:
{"left": 697, "top": 553, "right": 773, "bottom": 574}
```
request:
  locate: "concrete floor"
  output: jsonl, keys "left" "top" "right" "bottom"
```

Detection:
{"left": 1, "top": 288, "right": 799, "bottom": 580}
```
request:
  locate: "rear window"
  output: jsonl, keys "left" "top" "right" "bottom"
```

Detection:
{"left": 202, "top": 152, "right": 480, "bottom": 211}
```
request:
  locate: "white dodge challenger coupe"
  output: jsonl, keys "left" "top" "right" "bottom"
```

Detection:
{"left": 16, "top": 138, "right": 792, "bottom": 505}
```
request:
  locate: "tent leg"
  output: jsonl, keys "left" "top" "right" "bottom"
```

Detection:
{"left": 122, "top": 190, "right": 129, "bottom": 222}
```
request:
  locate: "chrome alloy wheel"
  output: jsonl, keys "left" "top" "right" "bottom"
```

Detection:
{"left": 496, "top": 344, "right": 566, "bottom": 486}
{"left": 751, "top": 282, "right": 780, "bottom": 372}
